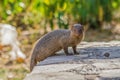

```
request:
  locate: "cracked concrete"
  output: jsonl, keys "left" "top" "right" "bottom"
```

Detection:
{"left": 24, "top": 41, "right": 120, "bottom": 80}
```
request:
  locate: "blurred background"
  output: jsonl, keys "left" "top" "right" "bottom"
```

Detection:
{"left": 0, "top": 0, "right": 120, "bottom": 80}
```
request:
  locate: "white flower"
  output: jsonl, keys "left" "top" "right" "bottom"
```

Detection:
{"left": 6, "top": 10, "right": 12, "bottom": 15}
{"left": 19, "top": 2, "right": 25, "bottom": 8}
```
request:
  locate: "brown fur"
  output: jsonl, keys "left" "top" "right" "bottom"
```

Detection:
{"left": 30, "top": 24, "right": 85, "bottom": 72}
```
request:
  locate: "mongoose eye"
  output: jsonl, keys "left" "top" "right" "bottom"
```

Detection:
{"left": 74, "top": 29, "right": 76, "bottom": 32}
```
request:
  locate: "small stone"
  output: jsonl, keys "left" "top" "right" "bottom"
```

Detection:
{"left": 104, "top": 53, "right": 110, "bottom": 57}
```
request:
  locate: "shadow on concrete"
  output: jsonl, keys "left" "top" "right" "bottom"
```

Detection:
{"left": 37, "top": 46, "right": 120, "bottom": 66}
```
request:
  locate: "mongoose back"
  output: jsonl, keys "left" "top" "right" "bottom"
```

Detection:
{"left": 30, "top": 24, "right": 84, "bottom": 72}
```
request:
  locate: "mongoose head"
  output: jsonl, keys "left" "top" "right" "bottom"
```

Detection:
{"left": 71, "top": 24, "right": 84, "bottom": 36}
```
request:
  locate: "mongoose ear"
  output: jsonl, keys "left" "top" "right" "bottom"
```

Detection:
{"left": 70, "top": 25, "right": 74, "bottom": 30}
{"left": 81, "top": 25, "right": 84, "bottom": 27}
{"left": 81, "top": 25, "right": 84, "bottom": 31}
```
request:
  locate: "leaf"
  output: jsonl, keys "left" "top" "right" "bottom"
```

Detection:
{"left": 98, "top": 6, "right": 103, "bottom": 21}
{"left": 44, "top": 0, "right": 50, "bottom": 5}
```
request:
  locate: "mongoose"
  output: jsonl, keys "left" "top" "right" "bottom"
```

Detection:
{"left": 30, "top": 24, "right": 85, "bottom": 72}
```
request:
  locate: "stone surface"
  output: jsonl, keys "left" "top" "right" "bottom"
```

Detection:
{"left": 24, "top": 41, "right": 120, "bottom": 80}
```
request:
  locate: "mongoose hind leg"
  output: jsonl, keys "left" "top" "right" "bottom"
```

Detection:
{"left": 72, "top": 46, "right": 79, "bottom": 55}
{"left": 63, "top": 47, "right": 73, "bottom": 55}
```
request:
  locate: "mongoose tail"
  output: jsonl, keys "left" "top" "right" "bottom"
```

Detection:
{"left": 30, "top": 55, "right": 37, "bottom": 72}
{"left": 30, "top": 46, "right": 38, "bottom": 72}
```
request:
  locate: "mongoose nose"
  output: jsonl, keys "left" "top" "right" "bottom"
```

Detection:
{"left": 78, "top": 29, "right": 82, "bottom": 33}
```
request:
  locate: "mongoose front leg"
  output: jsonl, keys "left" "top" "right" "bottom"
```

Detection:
{"left": 72, "top": 46, "right": 79, "bottom": 55}
{"left": 63, "top": 47, "right": 72, "bottom": 55}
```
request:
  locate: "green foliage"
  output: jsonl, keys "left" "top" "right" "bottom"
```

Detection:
{"left": 0, "top": 0, "right": 120, "bottom": 30}
{"left": 0, "top": 67, "right": 29, "bottom": 80}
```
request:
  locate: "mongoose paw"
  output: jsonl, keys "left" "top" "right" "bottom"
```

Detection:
{"left": 66, "top": 53, "right": 73, "bottom": 56}
{"left": 74, "top": 52, "right": 79, "bottom": 55}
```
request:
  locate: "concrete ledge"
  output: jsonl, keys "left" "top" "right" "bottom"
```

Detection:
{"left": 24, "top": 41, "right": 120, "bottom": 80}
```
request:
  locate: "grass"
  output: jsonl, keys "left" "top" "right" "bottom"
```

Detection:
{"left": 84, "top": 29, "right": 116, "bottom": 41}
{"left": 0, "top": 64, "right": 29, "bottom": 80}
